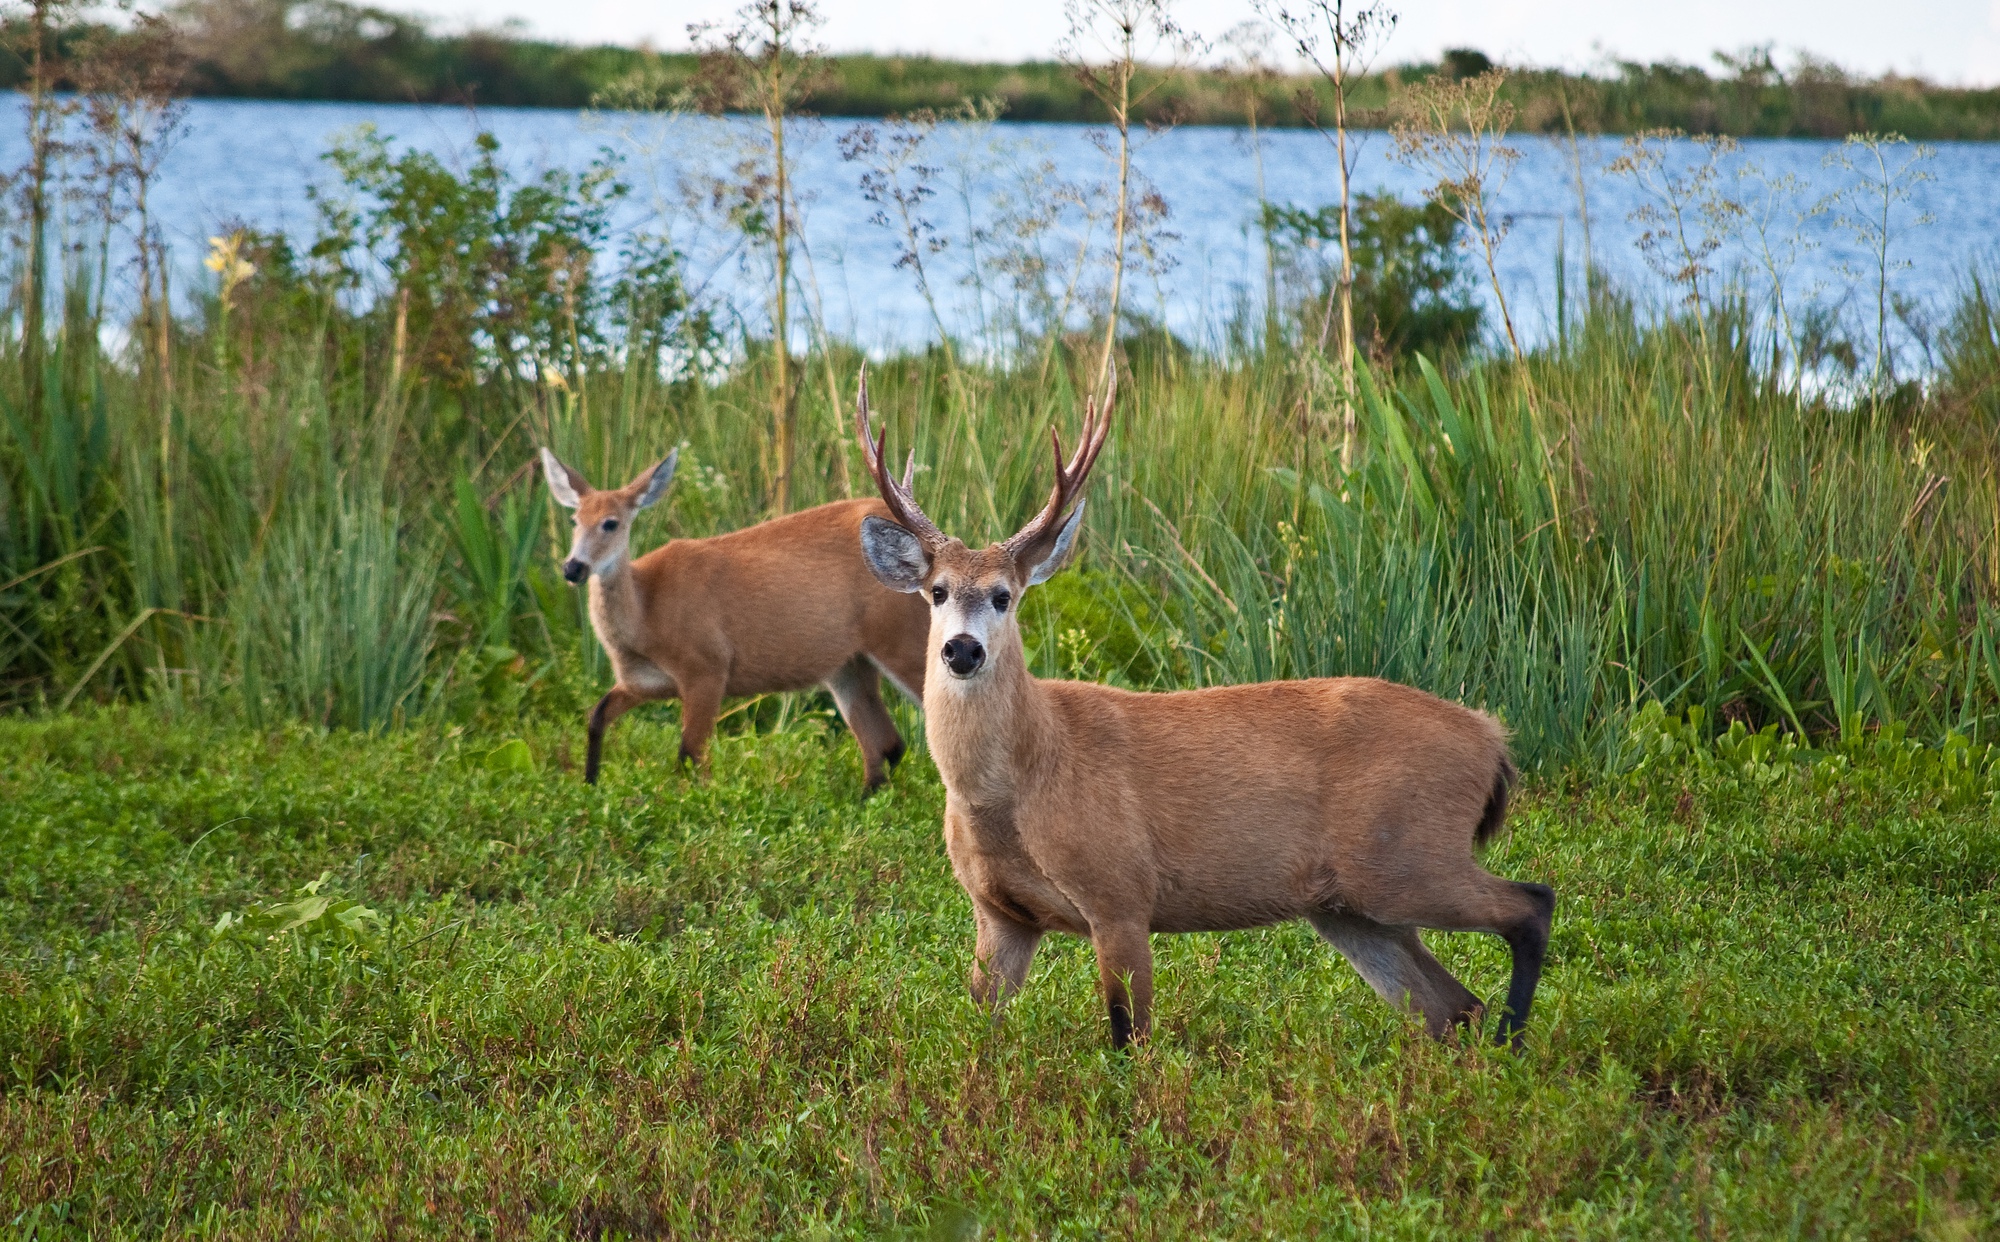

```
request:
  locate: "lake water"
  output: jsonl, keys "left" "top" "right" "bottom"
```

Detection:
{"left": 6, "top": 96, "right": 1994, "bottom": 362}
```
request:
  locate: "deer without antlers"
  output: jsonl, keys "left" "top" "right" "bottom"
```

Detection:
{"left": 853, "top": 367, "right": 1555, "bottom": 1049}
{"left": 541, "top": 447, "right": 930, "bottom": 792}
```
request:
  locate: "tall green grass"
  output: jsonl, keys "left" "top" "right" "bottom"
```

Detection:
{"left": 3, "top": 243, "right": 1998, "bottom": 769}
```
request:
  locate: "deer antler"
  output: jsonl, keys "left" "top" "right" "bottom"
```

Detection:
{"left": 853, "top": 366, "right": 949, "bottom": 551}
{"left": 1000, "top": 364, "right": 1116, "bottom": 565}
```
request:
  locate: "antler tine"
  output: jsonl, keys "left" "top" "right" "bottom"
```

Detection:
{"left": 853, "top": 366, "right": 947, "bottom": 549}
{"left": 1002, "top": 368, "right": 1117, "bottom": 558}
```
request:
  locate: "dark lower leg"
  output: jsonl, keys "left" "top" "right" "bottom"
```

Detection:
{"left": 585, "top": 688, "right": 643, "bottom": 785}
{"left": 826, "top": 658, "right": 903, "bottom": 792}
{"left": 1092, "top": 925, "right": 1154, "bottom": 1050}
{"left": 1498, "top": 881, "right": 1556, "bottom": 1047}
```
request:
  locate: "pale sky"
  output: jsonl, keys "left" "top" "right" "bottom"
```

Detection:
{"left": 388, "top": 0, "right": 2000, "bottom": 85}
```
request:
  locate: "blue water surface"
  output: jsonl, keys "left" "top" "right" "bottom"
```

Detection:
{"left": 5, "top": 96, "right": 1992, "bottom": 361}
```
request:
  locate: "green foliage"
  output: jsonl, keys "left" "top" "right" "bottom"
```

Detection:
{"left": 211, "top": 870, "right": 386, "bottom": 945}
{"left": 1021, "top": 566, "right": 1170, "bottom": 686}
{"left": 15, "top": 7, "right": 2000, "bottom": 138}
{"left": 1265, "top": 192, "right": 1484, "bottom": 363}
{"left": 442, "top": 469, "right": 545, "bottom": 650}
{"left": 0, "top": 713, "right": 1995, "bottom": 1235}
{"left": 1627, "top": 700, "right": 2000, "bottom": 809}
{"left": 314, "top": 126, "right": 627, "bottom": 387}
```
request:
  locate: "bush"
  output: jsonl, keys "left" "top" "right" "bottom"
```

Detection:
{"left": 1264, "top": 191, "right": 1483, "bottom": 364}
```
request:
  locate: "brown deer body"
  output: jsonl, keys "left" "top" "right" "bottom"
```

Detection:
{"left": 542, "top": 449, "right": 929, "bottom": 791}
{"left": 851, "top": 372, "right": 1554, "bottom": 1048}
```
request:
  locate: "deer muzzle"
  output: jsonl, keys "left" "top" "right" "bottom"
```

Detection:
{"left": 562, "top": 558, "right": 590, "bottom": 585}
{"left": 941, "top": 634, "right": 986, "bottom": 678}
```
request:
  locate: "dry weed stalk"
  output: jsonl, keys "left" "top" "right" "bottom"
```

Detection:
{"left": 689, "top": 0, "right": 831, "bottom": 514}
{"left": 1822, "top": 133, "right": 1936, "bottom": 402}
{"left": 1605, "top": 130, "right": 1745, "bottom": 359}
{"left": 1220, "top": 21, "right": 1282, "bottom": 347}
{"left": 1259, "top": 0, "right": 1396, "bottom": 464}
{"left": 1390, "top": 69, "right": 1524, "bottom": 361}
{"left": 1059, "top": 0, "right": 1200, "bottom": 390}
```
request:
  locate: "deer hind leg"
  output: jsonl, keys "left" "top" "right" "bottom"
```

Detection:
{"left": 1089, "top": 922, "right": 1154, "bottom": 1050}
{"left": 1309, "top": 912, "right": 1483, "bottom": 1039}
{"left": 1493, "top": 880, "right": 1555, "bottom": 1048}
{"left": 585, "top": 686, "right": 648, "bottom": 785}
{"left": 1359, "top": 870, "right": 1557, "bottom": 1048}
{"left": 968, "top": 898, "right": 1043, "bottom": 1014}
{"left": 825, "top": 656, "right": 905, "bottom": 793}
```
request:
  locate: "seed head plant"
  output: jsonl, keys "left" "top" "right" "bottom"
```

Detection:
{"left": 1058, "top": 0, "right": 1202, "bottom": 390}
{"left": 1258, "top": 0, "right": 1398, "bottom": 463}
{"left": 1605, "top": 130, "right": 1746, "bottom": 368}
{"left": 1390, "top": 69, "right": 1525, "bottom": 362}
{"left": 1821, "top": 132, "right": 1937, "bottom": 410}
{"left": 689, "top": 0, "right": 832, "bottom": 514}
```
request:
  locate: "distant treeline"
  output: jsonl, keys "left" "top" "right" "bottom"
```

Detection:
{"left": 6, "top": 0, "right": 1999, "bottom": 139}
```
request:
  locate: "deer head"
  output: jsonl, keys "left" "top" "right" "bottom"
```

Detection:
{"left": 541, "top": 447, "right": 677, "bottom": 583}
{"left": 855, "top": 366, "right": 1112, "bottom": 682}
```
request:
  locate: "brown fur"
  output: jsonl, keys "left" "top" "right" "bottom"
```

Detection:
{"left": 853, "top": 376, "right": 1555, "bottom": 1050}
{"left": 547, "top": 451, "right": 929, "bottom": 791}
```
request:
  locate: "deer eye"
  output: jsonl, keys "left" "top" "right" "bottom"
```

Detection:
{"left": 601, "top": 518, "right": 619, "bottom": 532}
{"left": 931, "top": 584, "right": 948, "bottom": 606}
{"left": 992, "top": 590, "right": 1011, "bottom": 614}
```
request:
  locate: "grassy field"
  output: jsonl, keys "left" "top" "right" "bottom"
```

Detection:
{"left": 2, "top": 709, "right": 1996, "bottom": 1238}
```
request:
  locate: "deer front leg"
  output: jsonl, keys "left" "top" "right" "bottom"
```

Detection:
{"left": 968, "top": 898, "right": 1043, "bottom": 1014}
{"left": 585, "top": 686, "right": 646, "bottom": 785}
{"left": 674, "top": 675, "right": 726, "bottom": 772}
{"left": 1090, "top": 922, "right": 1154, "bottom": 1050}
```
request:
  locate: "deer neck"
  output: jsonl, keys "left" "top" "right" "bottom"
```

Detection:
{"left": 586, "top": 554, "right": 646, "bottom": 651}
{"left": 923, "top": 637, "right": 1059, "bottom": 810}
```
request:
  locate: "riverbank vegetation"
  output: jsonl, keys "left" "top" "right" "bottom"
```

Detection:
{"left": 4, "top": 0, "right": 2000, "bottom": 138}
{"left": 1, "top": 4, "right": 1998, "bottom": 767}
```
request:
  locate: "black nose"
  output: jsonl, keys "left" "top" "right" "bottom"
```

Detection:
{"left": 941, "top": 634, "right": 985, "bottom": 677}
{"left": 562, "top": 559, "right": 589, "bottom": 584}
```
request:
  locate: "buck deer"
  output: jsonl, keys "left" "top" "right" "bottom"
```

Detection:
{"left": 541, "top": 448, "right": 930, "bottom": 792}
{"left": 851, "top": 369, "right": 1555, "bottom": 1049}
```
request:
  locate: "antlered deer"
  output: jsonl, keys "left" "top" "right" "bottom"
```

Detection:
{"left": 851, "top": 369, "right": 1555, "bottom": 1049}
{"left": 541, "top": 448, "right": 930, "bottom": 792}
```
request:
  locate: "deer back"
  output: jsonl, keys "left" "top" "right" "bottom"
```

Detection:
{"left": 611, "top": 498, "right": 930, "bottom": 694}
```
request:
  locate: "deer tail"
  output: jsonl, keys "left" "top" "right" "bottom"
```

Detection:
{"left": 1475, "top": 751, "right": 1518, "bottom": 849}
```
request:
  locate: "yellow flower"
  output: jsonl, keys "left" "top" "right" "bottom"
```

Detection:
{"left": 205, "top": 233, "right": 256, "bottom": 300}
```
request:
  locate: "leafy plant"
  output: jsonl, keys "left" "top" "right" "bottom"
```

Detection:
{"left": 212, "top": 870, "right": 385, "bottom": 944}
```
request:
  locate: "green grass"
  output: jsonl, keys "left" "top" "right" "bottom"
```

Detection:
{"left": 3, "top": 709, "right": 1995, "bottom": 1237}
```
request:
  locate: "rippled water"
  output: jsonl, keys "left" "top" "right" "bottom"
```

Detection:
{"left": 6, "top": 96, "right": 1992, "bottom": 359}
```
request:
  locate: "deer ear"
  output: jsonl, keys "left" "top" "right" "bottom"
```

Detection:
{"left": 541, "top": 448, "right": 587, "bottom": 509}
{"left": 633, "top": 450, "right": 677, "bottom": 509}
{"left": 1024, "top": 501, "right": 1085, "bottom": 586}
{"left": 860, "top": 515, "right": 930, "bottom": 593}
